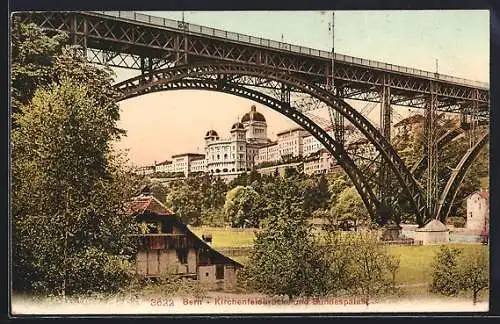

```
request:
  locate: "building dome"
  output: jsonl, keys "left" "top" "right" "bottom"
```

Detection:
{"left": 231, "top": 122, "right": 245, "bottom": 131}
{"left": 241, "top": 105, "right": 266, "bottom": 123}
{"left": 205, "top": 129, "right": 219, "bottom": 138}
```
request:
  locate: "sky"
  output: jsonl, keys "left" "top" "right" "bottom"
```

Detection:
{"left": 111, "top": 10, "right": 489, "bottom": 166}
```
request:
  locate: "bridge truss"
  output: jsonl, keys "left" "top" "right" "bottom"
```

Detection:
{"left": 14, "top": 10, "right": 490, "bottom": 226}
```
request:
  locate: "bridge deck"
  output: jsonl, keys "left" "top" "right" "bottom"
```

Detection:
{"left": 16, "top": 10, "right": 489, "bottom": 113}
{"left": 91, "top": 11, "right": 488, "bottom": 90}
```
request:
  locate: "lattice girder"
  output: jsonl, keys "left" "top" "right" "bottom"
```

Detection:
{"left": 114, "top": 62, "right": 429, "bottom": 225}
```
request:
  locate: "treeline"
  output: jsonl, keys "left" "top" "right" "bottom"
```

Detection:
{"left": 146, "top": 168, "right": 371, "bottom": 231}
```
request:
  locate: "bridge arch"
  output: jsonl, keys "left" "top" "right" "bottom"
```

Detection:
{"left": 435, "top": 132, "right": 489, "bottom": 222}
{"left": 114, "top": 62, "right": 428, "bottom": 225}
{"left": 410, "top": 120, "right": 489, "bottom": 177}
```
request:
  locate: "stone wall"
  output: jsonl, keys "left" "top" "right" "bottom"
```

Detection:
{"left": 414, "top": 231, "right": 449, "bottom": 245}
{"left": 187, "top": 248, "right": 197, "bottom": 273}
{"left": 223, "top": 266, "right": 237, "bottom": 290}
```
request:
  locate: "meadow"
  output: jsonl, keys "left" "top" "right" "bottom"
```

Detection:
{"left": 189, "top": 226, "right": 488, "bottom": 288}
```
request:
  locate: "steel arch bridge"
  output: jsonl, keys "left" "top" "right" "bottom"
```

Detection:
{"left": 14, "top": 10, "right": 490, "bottom": 226}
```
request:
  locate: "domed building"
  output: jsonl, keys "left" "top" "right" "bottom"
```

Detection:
{"left": 241, "top": 104, "right": 269, "bottom": 146}
{"left": 202, "top": 105, "right": 271, "bottom": 178}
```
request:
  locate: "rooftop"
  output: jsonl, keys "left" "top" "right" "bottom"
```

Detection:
{"left": 128, "top": 194, "right": 174, "bottom": 217}
{"left": 276, "top": 126, "right": 306, "bottom": 136}
{"left": 467, "top": 189, "right": 489, "bottom": 201}
{"left": 416, "top": 219, "right": 449, "bottom": 232}
{"left": 171, "top": 153, "right": 206, "bottom": 158}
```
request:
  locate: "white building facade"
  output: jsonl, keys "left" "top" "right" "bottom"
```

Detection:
{"left": 276, "top": 127, "right": 309, "bottom": 159}
{"left": 155, "top": 160, "right": 173, "bottom": 173}
{"left": 203, "top": 105, "right": 272, "bottom": 175}
{"left": 256, "top": 142, "right": 279, "bottom": 165}
{"left": 466, "top": 190, "right": 489, "bottom": 233}
{"left": 171, "top": 153, "right": 206, "bottom": 176}
{"left": 303, "top": 149, "right": 336, "bottom": 175}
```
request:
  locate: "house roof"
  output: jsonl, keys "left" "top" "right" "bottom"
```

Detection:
{"left": 128, "top": 193, "right": 242, "bottom": 268}
{"left": 416, "top": 219, "right": 449, "bottom": 232}
{"left": 467, "top": 190, "right": 489, "bottom": 201}
{"left": 128, "top": 194, "right": 174, "bottom": 217}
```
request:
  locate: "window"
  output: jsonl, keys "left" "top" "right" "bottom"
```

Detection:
{"left": 216, "top": 265, "right": 224, "bottom": 279}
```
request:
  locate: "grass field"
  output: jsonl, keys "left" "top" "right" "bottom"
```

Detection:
{"left": 387, "top": 244, "right": 487, "bottom": 285}
{"left": 189, "top": 226, "right": 488, "bottom": 287}
{"left": 188, "top": 226, "right": 256, "bottom": 248}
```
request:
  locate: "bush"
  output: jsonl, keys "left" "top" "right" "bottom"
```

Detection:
{"left": 430, "top": 246, "right": 462, "bottom": 296}
{"left": 117, "top": 273, "right": 207, "bottom": 302}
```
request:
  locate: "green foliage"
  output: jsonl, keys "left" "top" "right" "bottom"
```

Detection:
{"left": 457, "top": 248, "right": 489, "bottom": 305}
{"left": 223, "top": 186, "right": 261, "bottom": 227}
{"left": 149, "top": 182, "right": 168, "bottom": 202}
{"left": 12, "top": 79, "right": 137, "bottom": 295}
{"left": 430, "top": 246, "right": 463, "bottom": 296}
{"left": 343, "top": 232, "right": 396, "bottom": 305}
{"left": 165, "top": 180, "right": 202, "bottom": 225}
{"left": 430, "top": 245, "right": 489, "bottom": 304}
{"left": 240, "top": 178, "right": 330, "bottom": 299}
{"left": 11, "top": 22, "right": 137, "bottom": 296}
{"left": 11, "top": 22, "right": 68, "bottom": 112}
{"left": 164, "top": 173, "right": 228, "bottom": 225}
{"left": 329, "top": 186, "right": 370, "bottom": 231}
{"left": 300, "top": 174, "right": 331, "bottom": 214}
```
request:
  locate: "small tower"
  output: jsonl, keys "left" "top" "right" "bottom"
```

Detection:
{"left": 204, "top": 129, "right": 219, "bottom": 151}
{"left": 230, "top": 122, "right": 247, "bottom": 171}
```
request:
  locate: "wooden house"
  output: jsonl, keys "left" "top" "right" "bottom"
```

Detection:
{"left": 127, "top": 189, "right": 242, "bottom": 290}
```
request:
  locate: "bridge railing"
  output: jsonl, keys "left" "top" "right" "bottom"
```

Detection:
{"left": 92, "top": 11, "right": 488, "bottom": 90}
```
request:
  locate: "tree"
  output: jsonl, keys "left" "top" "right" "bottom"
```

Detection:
{"left": 149, "top": 182, "right": 168, "bottom": 202}
{"left": 430, "top": 246, "right": 463, "bottom": 296}
{"left": 347, "top": 232, "right": 395, "bottom": 305}
{"left": 11, "top": 21, "right": 67, "bottom": 113}
{"left": 12, "top": 79, "right": 137, "bottom": 296}
{"left": 457, "top": 248, "right": 489, "bottom": 305}
{"left": 240, "top": 178, "right": 330, "bottom": 299}
{"left": 300, "top": 174, "right": 331, "bottom": 215}
{"left": 223, "top": 186, "right": 261, "bottom": 227}
{"left": 386, "top": 254, "right": 401, "bottom": 291}
{"left": 430, "top": 246, "right": 489, "bottom": 304}
{"left": 165, "top": 180, "right": 202, "bottom": 225}
{"left": 330, "top": 186, "right": 370, "bottom": 231}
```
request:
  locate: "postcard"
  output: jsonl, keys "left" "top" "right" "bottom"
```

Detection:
{"left": 10, "top": 9, "right": 489, "bottom": 315}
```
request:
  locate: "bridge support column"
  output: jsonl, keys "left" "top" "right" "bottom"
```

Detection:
{"left": 425, "top": 80, "right": 439, "bottom": 219}
{"left": 326, "top": 67, "right": 344, "bottom": 145}
{"left": 281, "top": 84, "right": 290, "bottom": 105}
{"left": 468, "top": 89, "right": 481, "bottom": 148}
{"left": 69, "top": 14, "right": 87, "bottom": 57}
{"left": 378, "top": 82, "right": 392, "bottom": 215}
